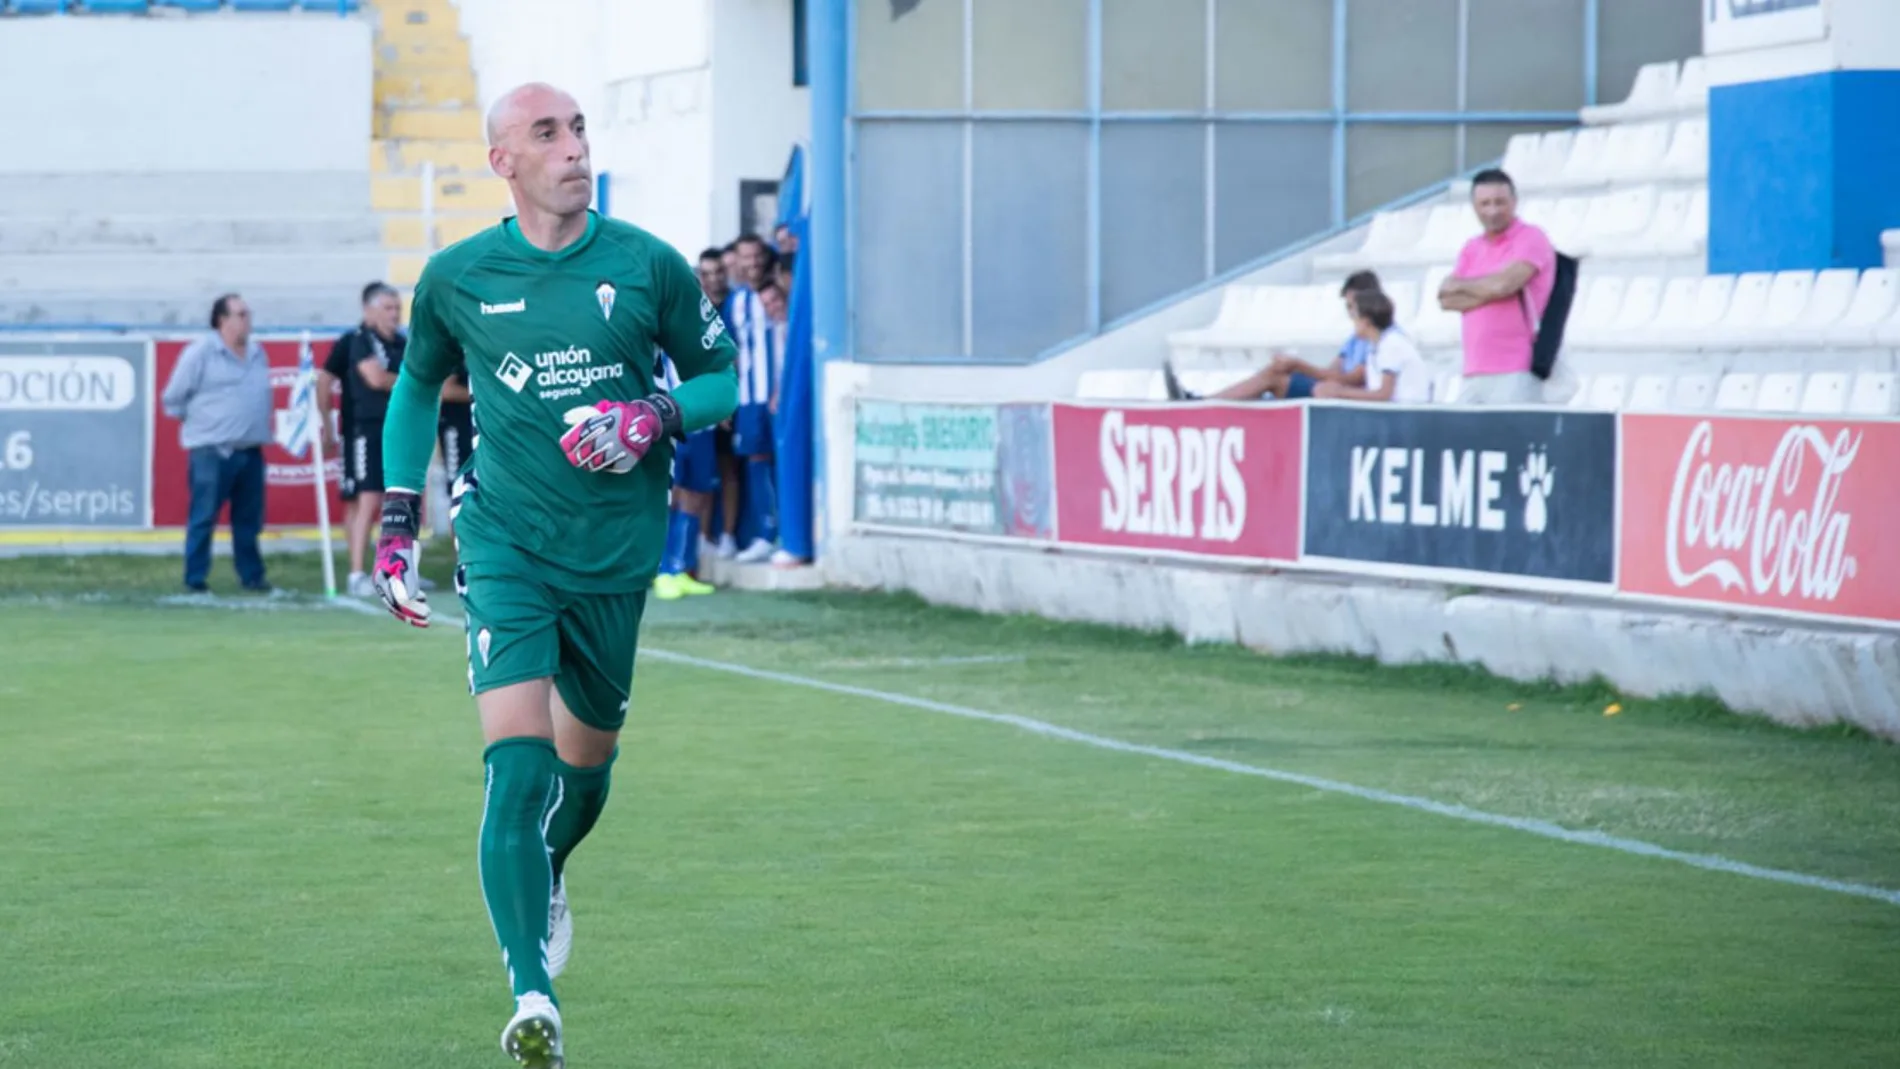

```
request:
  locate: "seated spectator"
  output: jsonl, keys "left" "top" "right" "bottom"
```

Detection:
{"left": 1165, "top": 271, "right": 1383, "bottom": 402}
{"left": 1437, "top": 167, "right": 1555, "bottom": 405}
{"left": 1311, "top": 290, "right": 1431, "bottom": 403}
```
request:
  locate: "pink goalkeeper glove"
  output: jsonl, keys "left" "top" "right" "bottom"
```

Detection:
{"left": 559, "top": 395, "right": 682, "bottom": 474}
{"left": 371, "top": 490, "right": 430, "bottom": 628}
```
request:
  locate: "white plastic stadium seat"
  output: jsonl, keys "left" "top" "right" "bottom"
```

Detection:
{"left": 1573, "top": 186, "right": 1658, "bottom": 257}
{"left": 1580, "top": 61, "right": 1679, "bottom": 126}
{"left": 1799, "top": 372, "right": 1849, "bottom": 415}
{"left": 1315, "top": 207, "right": 1430, "bottom": 272}
{"left": 1387, "top": 204, "right": 1481, "bottom": 266}
{"left": 1585, "top": 374, "right": 1630, "bottom": 410}
{"left": 1672, "top": 373, "right": 1718, "bottom": 412}
{"left": 1715, "top": 373, "right": 1760, "bottom": 411}
{"left": 1610, "top": 275, "right": 1699, "bottom": 350}
{"left": 1628, "top": 374, "right": 1672, "bottom": 411}
{"left": 1567, "top": 374, "right": 1594, "bottom": 407}
{"left": 1549, "top": 127, "right": 1613, "bottom": 191}
{"left": 1500, "top": 133, "right": 1557, "bottom": 191}
{"left": 1411, "top": 266, "right": 1463, "bottom": 350}
{"left": 1658, "top": 119, "right": 1709, "bottom": 182}
{"left": 1674, "top": 57, "right": 1710, "bottom": 115}
{"left": 1382, "top": 280, "right": 1422, "bottom": 329}
{"left": 1598, "top": 275, "right": 1666, "bottom": 348}
{"left": 1564, "top": 122, "right": 1670, "bottom": 190}
{"left": 1848, "top": 372, "right": 1899, "bottom": 416}
{"left": 1767, "top": 268, "right": 1858, "bottom": 347}
{"left": 1728, "top": 271, "right": 1816, "bottom": 349}
{"left": 1167, "top": 285, "right": 1255, "bottom": 357}
{"left": 1825, "top": 269, "right": 1900, "bottom": 347}
{"left": 1542, "top": 196, "right": 1595, "bottom": 252}
{"left": 1077, "top": 369, "right": 1166, "bottom": 401}
{"left": 1516, "top": 196, "right": 1556, "bottom": 230}
{"left": 1589, "top": 188, "right": 1694, "bottom": 260}
{"left": 1280, "top": 284, "right": 1349, "bottom": 346}
{"left": 1700, "top": 271, "right": 1781, "bottom": 348}
{"left": 1509, "top": 131, "right": 1578, "bottom": 194}
{"left": 1755, "top": 373, "right": 1804, "bottom": 413}
{"left": 1655, "top": 274, "right": 1738, "bottom": 348}
{"left": 1564, "top": 275, "right": 1627, "bottom": 347}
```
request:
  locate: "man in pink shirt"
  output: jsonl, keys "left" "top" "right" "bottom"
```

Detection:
{"left": 1438, "top": 168, "right": 1556, "bottom": 405}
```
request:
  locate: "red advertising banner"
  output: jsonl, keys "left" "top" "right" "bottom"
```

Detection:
{"left": 1052, "top": 402, "right": 1304, "bottom": 561}
{"left": 1619, "top": 413, "right": 1900, "bottom": 625}
{"left": 152, "top": 336, "right": 346, "bottom": 528}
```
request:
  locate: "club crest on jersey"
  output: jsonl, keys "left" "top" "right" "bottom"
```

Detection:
{"left": 596, "top": 282, "right": 616, "bottom": 321}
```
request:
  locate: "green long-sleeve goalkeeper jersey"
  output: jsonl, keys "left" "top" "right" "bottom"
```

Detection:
{"left": 383, "top": 212, "right": 739, "bottom": 592}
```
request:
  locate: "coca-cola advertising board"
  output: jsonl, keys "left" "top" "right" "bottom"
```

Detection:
{"left": 152, "top": 337, "right": 346, "bottom": 528}
{"left": 1051, "top": 402, "right": 1303, "bottom": 562}
{"left": 1619, "top": 414, "right": 1900, "bottom": 625}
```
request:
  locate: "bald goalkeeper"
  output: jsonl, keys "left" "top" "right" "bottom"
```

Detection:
{"left": 369, "top": 82, "right": 739, "bottom": 1068}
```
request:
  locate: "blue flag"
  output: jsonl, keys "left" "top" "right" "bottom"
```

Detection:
{"left": 278, "top": 337, "right": 319, "bottom": 460}
{"left": 773, "top": 148, "right": 816, "bottom": 563}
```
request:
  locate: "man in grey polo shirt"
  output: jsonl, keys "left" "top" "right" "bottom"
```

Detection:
{"left": 160, "top": 293, "right": 274, "bottom": 593}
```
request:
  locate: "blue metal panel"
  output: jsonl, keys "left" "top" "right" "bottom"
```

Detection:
{"left": 1583, "top": 0, "right": 1600, "bottom": 106}
{"left": 1330, "top": 0, "right": 1349, "bottom": 227}
{"left": 1085, "top": 0, "right": 1102, "bottom": 332}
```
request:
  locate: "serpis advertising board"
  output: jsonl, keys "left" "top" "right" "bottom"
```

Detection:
{"left": 1051, "top": 402, "right": 1304, "bottom": 563}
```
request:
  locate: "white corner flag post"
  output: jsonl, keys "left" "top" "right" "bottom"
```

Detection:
{"left": 288, "top": 331, "right": 338, "bottom": 599}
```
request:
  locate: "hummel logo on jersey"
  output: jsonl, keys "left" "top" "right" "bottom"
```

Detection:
{"left": 481, "top": 299, "right": 527, "bottom": 316}
{"left": 596, "top": 282, "right": 616, "bottom": 321}
{"left": 495, "top": 352, "right": 533, "bottom": 392}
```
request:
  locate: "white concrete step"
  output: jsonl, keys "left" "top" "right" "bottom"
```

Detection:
{"left": 0, "top": 251, "right": 389, "bottom": 292}
{"left": 0, "top": 172, "right": 371, "bottom": 215}
{"left": 0, "top": 214, "right": 383, "bottom": 254}
{"left": 0, "top": 287, "right": 361, "bottom": 328}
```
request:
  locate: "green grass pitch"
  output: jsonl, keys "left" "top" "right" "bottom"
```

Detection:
{"left": 1, "top": 552, "right": 1897, "bottom": 1067}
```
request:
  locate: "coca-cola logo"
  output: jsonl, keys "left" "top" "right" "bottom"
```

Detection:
{"left": 1664, "top": 420, "right": 1860, "bottom": 601}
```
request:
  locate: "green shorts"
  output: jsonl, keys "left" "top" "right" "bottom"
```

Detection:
{"left": 455, "top": 561, "right": 649, "bottom": 732}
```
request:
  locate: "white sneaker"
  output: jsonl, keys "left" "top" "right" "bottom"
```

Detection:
{"left": 546, "top": 879, "right": 572, "bottom": 979}
{"left": 735, "top": 538, "right": 776, "bottom": 564}
{"left": 698, "top": 536, "right": 721, "bottom": 562}
{"left": 714, "top": 533, "right": 738, "bottom": 560}
{"left": 346, "top": 572, "right": 374, "bottom": 598}
{"left": 769, "top": 548, "right": 805, "bottom": 568}
{"left": 500, "top": 993, "right": 563, "bottom": 1069}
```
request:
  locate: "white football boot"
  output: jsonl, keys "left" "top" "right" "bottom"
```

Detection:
{"left": 546, "top": 879, "right": 573, "bottom": 979}
{"left": 500, "top": 992, "right": 564, "bottom": 1069}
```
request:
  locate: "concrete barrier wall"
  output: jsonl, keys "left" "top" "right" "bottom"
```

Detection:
{"left": 824, "top": 534, "right": 1900, "bottom": 742}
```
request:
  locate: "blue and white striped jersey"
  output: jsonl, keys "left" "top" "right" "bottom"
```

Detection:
{"left": 727, "top": 287, "right": 779, "bottom": 408}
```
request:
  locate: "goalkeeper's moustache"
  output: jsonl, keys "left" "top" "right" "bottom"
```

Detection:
{"left": 372, "top": 490, "right": 431, "bottom": 627}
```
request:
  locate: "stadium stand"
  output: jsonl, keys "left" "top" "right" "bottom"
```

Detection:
{"left": 0, "top": 1, "right": 379, "bottom": 327}
{"left": 1141, "top": 50, "right": 1900, "bottom": 418}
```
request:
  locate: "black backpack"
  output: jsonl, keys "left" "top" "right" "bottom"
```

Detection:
{"left": 1525, "top": 251, "right": 1580, "bottom": 381}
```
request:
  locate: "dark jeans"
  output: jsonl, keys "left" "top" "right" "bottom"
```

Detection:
{"left": 185, "top": 446, "right": 266, "bottom": 589}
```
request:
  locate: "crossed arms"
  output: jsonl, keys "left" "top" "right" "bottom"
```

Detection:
{"left": 1438, "top": 261, "right": 1537, "bottom": 313}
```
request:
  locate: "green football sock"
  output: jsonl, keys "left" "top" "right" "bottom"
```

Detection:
{"left": 546, "top": 748, "right": 617, "bottom": 885}
{"left": 479, "top": 737, "right": 559, "bottom": 1002}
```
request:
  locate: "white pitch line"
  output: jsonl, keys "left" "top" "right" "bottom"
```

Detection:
{"left": 638, "top": 647, "right": 1900, "bottom": 909}
{"left": 308, "top": 595, "right": 1900, "bottom": 907}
